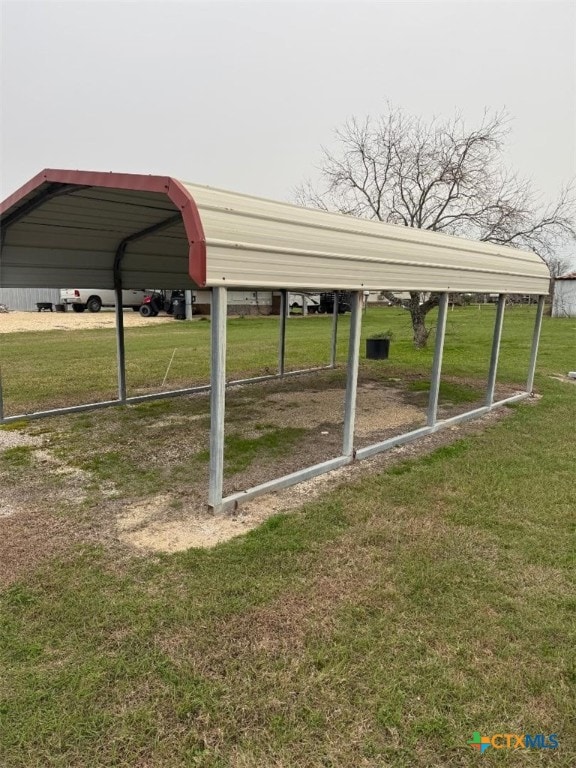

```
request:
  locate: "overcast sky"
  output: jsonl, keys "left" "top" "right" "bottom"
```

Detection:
{"left": 1, "top": 0, "right": 575, "bottom": 212}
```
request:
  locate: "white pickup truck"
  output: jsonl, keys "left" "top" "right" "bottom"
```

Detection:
{"left": 60, "top": 289, "right": 149, "bottom": 313}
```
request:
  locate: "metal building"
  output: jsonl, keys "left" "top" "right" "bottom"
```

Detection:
{"left": 552, "top": 272, "right": 576, "bottom": 317}
{"left": 0, "top": 287, "right": 60, "bottom": 311}
{"left": 0, "top": 169, "right": 551, "bottom": 511}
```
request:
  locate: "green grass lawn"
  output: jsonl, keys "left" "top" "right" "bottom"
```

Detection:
{"left": 0, "top": 304, "right": 559, "bottom": 415}
{"left": 0, "top": 307, "right": 575, "bottom": 767}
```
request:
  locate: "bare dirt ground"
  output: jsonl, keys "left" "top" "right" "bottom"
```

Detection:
{"left": 263, "top": 385, "right": 424, "bottom": 434}
{"left": 0, "top": 367, "right": 526, "bottom": 586}
{"left": 116, "top": 408, "right": 512, "bottom": 554}
{"left": 0, "top": 309, "right": 173, "bottom": 333}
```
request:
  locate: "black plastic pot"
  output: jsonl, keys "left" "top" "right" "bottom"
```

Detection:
{"left": 366, "top": 338, "right": 390, "bottom": 360}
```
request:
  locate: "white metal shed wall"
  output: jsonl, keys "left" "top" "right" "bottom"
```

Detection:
{"left": 552, "top": 279, "right": 576, "bottom": 317}
{"left": 0, "top": 288, "right": 60, "bottom": 311}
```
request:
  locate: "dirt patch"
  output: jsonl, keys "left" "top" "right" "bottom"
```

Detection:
{"left": 0, "top": 438, "right": 108, "bottom": 582}
{"left": 0, "top": 309, "right": 174, "bottom": 334}
{"left": 0, "top": 502, "right": 90, "bottom": 580}
{"left": 118, "top": 499, "right": 274, "bottom": 551}
{"left": 0, "top": 369, "right": 526, "bottom": 580}
{"left": 266, "top": 385, "right": 424, "bottom": 436}
{"left": 0, "top": 430, "right": 43, "bottom": 449}
{"left": 115, "top": 407, "right": 512, "bottom": 554}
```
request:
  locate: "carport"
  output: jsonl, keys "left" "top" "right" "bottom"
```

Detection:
{"left": 0, "top": 169, "right": 550, "bottom": 511}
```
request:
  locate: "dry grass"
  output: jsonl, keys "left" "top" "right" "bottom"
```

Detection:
{"left": 0, "top": 372, "right": 512, "bottom": 575}
{"left": 0, "top": 307, "right": 575, "bottom": 767}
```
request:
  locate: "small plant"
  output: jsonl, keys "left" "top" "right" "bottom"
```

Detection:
{"left": 368, "top": 330, "right": 394, "bottom": 340}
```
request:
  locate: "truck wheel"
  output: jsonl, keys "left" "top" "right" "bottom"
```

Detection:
{"left": 139, "top": 304, "right": 153, "bottom": 317}
{"left": 72, "top": 304, "right": 86, "bottom": 313}
{"left": 87, "top": 297, "right": 102, "bottom": 313}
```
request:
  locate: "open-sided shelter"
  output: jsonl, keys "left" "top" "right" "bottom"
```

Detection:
{"left": 0, "top": 169, "right": 550, "bottom": 511}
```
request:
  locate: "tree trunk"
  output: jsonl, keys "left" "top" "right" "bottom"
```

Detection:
{"left": 409, "top": 292, "right": 430, "bottom": 348}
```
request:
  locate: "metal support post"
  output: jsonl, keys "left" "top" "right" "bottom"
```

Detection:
{"left": 342, "top": 291, "right": 363, "bottom": 457}
{"left": 185, "top": 290, "right": 193, "bottom": 320}
{"left": 330, "top": 291, "right": 339, "bottom": 367}
{"left": 427, "top": 292, "right": 449, "bottom": 427}
{"left": 111, "top": 213, "right": 180, "bottom": 405}
{"left": 278, "top": 290, "right": 287, "bottom": 376}
{"left": 0, "top": 366, "right": 4, "bottom": 422}
{"left": 114, "top": 283, "right": 127, "bottom": 403}
{"left": 208, "top": 287, "right": 227, "bottom": 512}
{"left": 526, "top": 295, "right": 545, "bottom": 393}
{"left": 302, "top": 294, "right": 308, "bottom": 316}
{"left": 486, "top": 294, "right": 506, "bottom": 406}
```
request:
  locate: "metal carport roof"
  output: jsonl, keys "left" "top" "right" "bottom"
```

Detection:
{"left": 0, "top": 168, "right": 550, "bottom": 513}
{"left": 0, "top": 169, "right": 551, "bottom": 294}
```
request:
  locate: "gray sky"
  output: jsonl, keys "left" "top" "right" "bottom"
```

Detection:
{"left": 1, "top": 0, "right": 575, "bottom": 209}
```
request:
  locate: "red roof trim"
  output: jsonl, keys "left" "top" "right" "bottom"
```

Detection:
{"left": 0, "top": 169, "right": 207, "bottom": 287}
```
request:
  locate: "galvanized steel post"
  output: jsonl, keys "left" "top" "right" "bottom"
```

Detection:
{"left": 0, "top": 366, "right": 4, "bottom": 422}
{"left": 208, "top": 287, "right": 227, "bottom": 512}
{"left": 111, "top": 215, "right": 180, "bottom": 406}
{"left": 526, "top": 294, "right": 545, "bottom": 393}
{"left": 185, "top": 290, "right": 193, "bottom": 320}
{"left": 427, "top": 292, "right": 449, "bottom": 427}
{"left": 330, "top": 291, "right": 339, "bottom": 367}
{"left": 278, "top": 290, "right": 287, "bottom": 376}
{"left": 114, "top": 284, "right": 127, "bottom": 403}
{"left": 343, "top": 291, "right": 363, "bottom": 456}
{"left": 486, "top": 294, "right": 506, "bottom": 406}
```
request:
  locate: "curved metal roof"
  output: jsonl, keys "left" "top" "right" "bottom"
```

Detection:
{"left": 0, "top": 169, "right": 550, "bottom": 293}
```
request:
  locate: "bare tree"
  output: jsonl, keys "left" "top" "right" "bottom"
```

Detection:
{"left": 296, "top": 106, "right": 575, "bottom": 346}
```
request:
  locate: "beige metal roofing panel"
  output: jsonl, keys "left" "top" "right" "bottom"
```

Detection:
{"left": 1, "top": 171, "right": 550, "bottom": 294}
{"left": 204, "top": 247, "right": 545, "bottom": 294}
{"left": 182, "top": 182, "right": 550, "bottom": 294}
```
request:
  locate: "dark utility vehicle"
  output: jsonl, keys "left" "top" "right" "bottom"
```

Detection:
{"left": 139, "top": 290, "right": 186, "bottom": 317}
{"left": 317, "top": 291, "right": 352, "bottom": 314}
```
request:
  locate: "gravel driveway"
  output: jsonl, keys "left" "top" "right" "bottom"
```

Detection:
{"left": 0, "top": 310, "right": 174, "bottom": 333}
